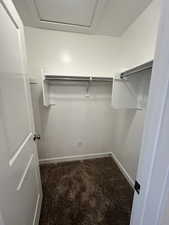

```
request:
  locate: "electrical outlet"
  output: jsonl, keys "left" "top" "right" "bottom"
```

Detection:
{"left": 77, "top": 141, "right": 83, "bottom": 148}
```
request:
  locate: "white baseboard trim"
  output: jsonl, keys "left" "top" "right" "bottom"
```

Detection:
{"left": 111, "top": 152, "right": 135, "bottom": 188}
{"left": 39, "top": 152, "right": 134, "bottom": 188}
{"left": 39, "top": 152, "right": 112, "bottom": 165}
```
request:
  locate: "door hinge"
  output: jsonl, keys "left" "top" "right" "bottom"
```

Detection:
{"left": 33, "top": 134, "right": 40, "bottom": 141}
{"left": 134, "top": 180, "right": 141, "bottom": 194}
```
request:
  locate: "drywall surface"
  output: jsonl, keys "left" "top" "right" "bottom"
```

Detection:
{"left": 24, "top": 0, "right": 160, "bottom": 76}
{"left": 25, "top": 27, "right": 119, "bottom": 162}
{"left": 110, "top": 0, "right": 160, "bottom": 183}
{"left": 30, "top": 82, "right": 115, "bottom": 160}
{"left": 111, "top": 69, "right": 152, "bottom": 182}
{"left": 26, "top": 0, "right": 160, "bottom": 182}
{"left": 25, "top": 27, "right": 121, "bottom": 78}
{"left": 120, "top": 0, "right": 161, "bottom": 72}
{"left": 112, "top": 109, "right": 146, "bottom": 181}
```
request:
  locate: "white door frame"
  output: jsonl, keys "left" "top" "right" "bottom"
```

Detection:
{"left": 130, "top": 0, "right": 169, "bottom": 224}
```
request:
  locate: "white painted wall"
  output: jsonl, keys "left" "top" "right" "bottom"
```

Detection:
{"left": 30, "top": 81, "right": 115, "bottom": 160}
{"left": 111, "top": 0, "right": 160, "bottom": 183}
{"left": 120, "top": 0, "right": 161, "bottom": 72}
{"left": 26, "top": 28, "right": 118, "bottom": 161}
{"left": 25, "top": 27, "right": 121, "bottom": 78}
{"left": 25, "top": 0, "right": 160, "bottom": 182}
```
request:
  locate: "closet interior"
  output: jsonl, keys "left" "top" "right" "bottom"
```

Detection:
{"left": 10, "top": 0, "right": 161, "bottom": 224}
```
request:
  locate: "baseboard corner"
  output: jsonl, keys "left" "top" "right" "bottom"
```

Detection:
{"left": 111, "top": 152, "right": 135, "bottom": 189}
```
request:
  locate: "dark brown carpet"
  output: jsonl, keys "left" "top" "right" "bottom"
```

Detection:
{"left": 39, "top": 157, "right": 133, "bottom": 225}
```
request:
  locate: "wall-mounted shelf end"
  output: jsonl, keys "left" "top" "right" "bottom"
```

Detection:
{"left": 113, "top": 73, "right": 122, "bottom": 81}
{"left": 41, "top": 71, "right": 113, "bottom": 107}
{"left": 112, "top": 61, "right": 152, "bottom": 110}
{"left": 41, "top": 69, "right": 49, "bottom": 107}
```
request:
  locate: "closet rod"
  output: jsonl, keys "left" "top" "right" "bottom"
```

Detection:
{"left": 120, "top": 60, "right": 153, "bottom": 79}
{"left": 45, "top": 75, "right": 113, "bottom": 82}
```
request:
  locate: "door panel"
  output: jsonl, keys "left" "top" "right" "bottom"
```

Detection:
{"left": 9, "top": 133, "right": 33, "bottom": 189}
{"left": 0, "top": 2, "right": 22, "bottom": 74}
{"left": 0, "top": 1, "right": 42, "bottom": 225}
{"left": 0, "top": 2, "right": 31, "bottom": 158}
{"left": 14, "top": 154, "right": 39, "bottom": 225}
{"left": 1, "top": 76, "right": 31, "bottom": 158}
{"left": 6, "top": 153, "right": 39, "bottom": 225}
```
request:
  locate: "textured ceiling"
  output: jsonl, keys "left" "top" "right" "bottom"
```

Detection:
{"left": 13, "top": 0, "right": 152, "bottom": 36}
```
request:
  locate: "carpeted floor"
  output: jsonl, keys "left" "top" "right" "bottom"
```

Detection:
{"left": 39, "top": 157, "right": 133, "bottom": 225}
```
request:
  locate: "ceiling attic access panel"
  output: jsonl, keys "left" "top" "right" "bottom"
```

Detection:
{"left": 34, "top": 0, "right": 98, "bottom": 27}
{"left": 13, "top": 0, "right": 153, "bottom": 35}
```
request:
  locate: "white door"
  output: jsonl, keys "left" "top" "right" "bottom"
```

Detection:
{"left": 130, "top": 0, "right": 169, "bottom": 224}
{"left": 0, "top": 0, "right": 42, "bottom": 225}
